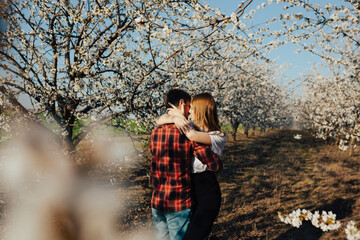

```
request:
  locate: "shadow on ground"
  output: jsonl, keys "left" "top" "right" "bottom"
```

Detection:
{"left": 211, "top": 129, "right": 360, "bottom": 240}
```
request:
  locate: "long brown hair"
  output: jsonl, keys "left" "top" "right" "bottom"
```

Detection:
{"left": 191, "top": 93, "right": 221, "bottom": 132}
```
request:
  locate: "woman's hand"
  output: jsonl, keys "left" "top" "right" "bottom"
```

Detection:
{"left": 168, "top": 103, "right": 185, "bottom": 117}
{"left": 172, "top": 115, "right": 192, "bottom": 134}
{"left": 167, "top": 103, "right": 191, "bottom": 134}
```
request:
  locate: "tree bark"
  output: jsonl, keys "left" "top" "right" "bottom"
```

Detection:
{"left": 251, "top": 126, "right": 256, "bottom": 136}
{"left": 349, "top": 137, "right": 356, "bottom": 157}
{"left": 232, "top": 122, "right": 240, "bottom": 141}
{"left": 244, "top": 128, "right": 249, "bottom": 138}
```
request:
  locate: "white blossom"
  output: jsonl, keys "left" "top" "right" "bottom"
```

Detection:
{"left": 294, "top": 134, "right": 302, "bottom": 139}
{"left": 346, "top": 221, "right": 360, "bottom": 240}
{"left": 280, "top": 209, "right": 341, "bottom": 232}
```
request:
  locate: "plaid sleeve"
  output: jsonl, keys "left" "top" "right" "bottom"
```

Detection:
{"left": 192, "top": 142, "right": 222, "bottom": 173}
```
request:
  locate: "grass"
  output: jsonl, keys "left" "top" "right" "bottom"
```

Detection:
{"left": 221, "top": 124, "right": 245, "bottom": 135}
{"left": 38, "top": 114, "right": 151, "bottom": 139}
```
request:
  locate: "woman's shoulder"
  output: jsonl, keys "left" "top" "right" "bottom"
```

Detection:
{"left": 208, "top": 130, "right": 227, "bottom": 137}
{"left": 208, "top": 131, "right": 228, "bottom": 143}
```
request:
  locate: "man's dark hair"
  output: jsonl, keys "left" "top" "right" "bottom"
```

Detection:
{"left": 164, "top": 89, "right": 191, "bottom": 108}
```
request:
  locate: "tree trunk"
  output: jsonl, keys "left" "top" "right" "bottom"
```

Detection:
{"left": 232, "top": 122, "right": 240, "bottom": 141}
{"left": 335, "top": 136, "right": 341, "bottom": 146}
{"left": 349, "top": 137, "right": 355, "bottom": 157}
{"left": 244, "top": 128, "right": 249, "bottom": 138}
{"left": 232, "top": 130, "right": 237, "bottom": 141}
{"left": 251, "top": 126, "right": 256, "bottom": 136}
{"left": 63, "top": 140, "right": 75, "bottom": 153}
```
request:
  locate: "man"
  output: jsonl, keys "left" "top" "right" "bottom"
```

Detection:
{"left": 150, "top": 89, "right": 222, "bottom": 240}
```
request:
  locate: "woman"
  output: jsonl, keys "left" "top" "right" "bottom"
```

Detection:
{"left": 156, "top": 93, "right": 227, "bottom": 240}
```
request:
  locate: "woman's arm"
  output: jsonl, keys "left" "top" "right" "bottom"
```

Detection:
{"left": 155, "top": 114, "right": 191, "bottom": 134}
{"left": 155, "top": 114, "right": 176, "bottom": 125}
{"left": 185, "top": 129, "right": 211, "bottom": 145}
{"left": 158, "top": 104, "right": 211, "bottom": 144}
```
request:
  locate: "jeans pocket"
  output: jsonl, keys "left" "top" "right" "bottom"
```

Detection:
{"left": 168, "top": 209, "right": 190, "bottom": 229}
{"left": 168, "top": 219, "right": 181, "bottom": 228}
{"left": 152, "top": 209, "right": 164, "bottom": 223}
{"left": 153, "top": 214, "right": 162, "bottom": 223}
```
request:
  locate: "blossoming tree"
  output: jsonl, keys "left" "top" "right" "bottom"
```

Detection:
{"left": 0, "top": 0, "right": 255, "bottom": 150}
{"left": 270, "top": 0, "right": 360, "bottom": 153}
{"left": 174, "top": 35, "right": 292, "bottom": 139}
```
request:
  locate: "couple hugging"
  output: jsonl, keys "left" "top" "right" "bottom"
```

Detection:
{"left": 150, "top": 89, "right": 228, "bottom": 240}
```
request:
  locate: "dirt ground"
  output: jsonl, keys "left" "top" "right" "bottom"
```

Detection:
{"left": 114, "top": 129, "right": 360, "bottom": 240}
{"left": 213, "top": 129, "right": 360, "bottom": 240}
{"left": 1, "top": 129, "right": 359, "bottom": 239}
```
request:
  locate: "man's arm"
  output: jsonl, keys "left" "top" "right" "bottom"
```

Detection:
{"left": 192, "top": 142, "right": 222, "bottom": 173}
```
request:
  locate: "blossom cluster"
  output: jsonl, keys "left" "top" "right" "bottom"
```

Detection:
{"left": 278, "top": 209, "right": 360, "bottom": 239}
{"left": 266, "top": 1, "right": 359, "bottom": 152}
{"left": 346, "top": 221, "right": 360, "bottom": 240}
{"left": 278, "top": 209, "right": 312, "bottom": 228}
{"left": 279, "top": 209, "right": 341, "bottom": 231}
{"left": 297, "top": 69, "right": 360, "bottom": 152}
{"left": 174, "top": 37, "right": 292, "bottom": 138}
{"left": 1, "top": 0, "right": 358, "bottom": 151}
{"left": 294, "top": 134, "right": 302, "bottom": 140}
{"left": 0, "top": 0, "right": 256, "bottom": 148}
{"left": 312, "top": 210, "right": 341, "bottom": 232}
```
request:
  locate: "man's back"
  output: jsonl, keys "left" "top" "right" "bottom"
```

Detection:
{"left": 150, "top": 124, "right": 192, "bottom": 213}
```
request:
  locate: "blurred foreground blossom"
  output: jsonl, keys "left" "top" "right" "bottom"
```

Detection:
{"left": 0, "top": 125, "right": 151, "bottom": 240}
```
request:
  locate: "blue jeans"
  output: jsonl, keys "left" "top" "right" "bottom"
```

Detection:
{"left": 152, "top": 208, "right": 191, "bottom": 240}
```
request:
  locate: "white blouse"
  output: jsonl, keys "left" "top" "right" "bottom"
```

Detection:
{"left": 192, "top": 131, "right": 227, "bottom": 173}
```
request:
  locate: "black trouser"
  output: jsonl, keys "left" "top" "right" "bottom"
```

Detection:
{"left": 183, "top": 171, "right": 221, "bottom": 240}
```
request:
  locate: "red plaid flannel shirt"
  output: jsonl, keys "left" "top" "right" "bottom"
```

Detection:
{"left": 150, "top": 123, "right": 222, "bottom": 213}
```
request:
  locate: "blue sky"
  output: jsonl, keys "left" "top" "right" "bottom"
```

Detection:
{"left": 206, "top": 0, "right": 352, "bottom": 88}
